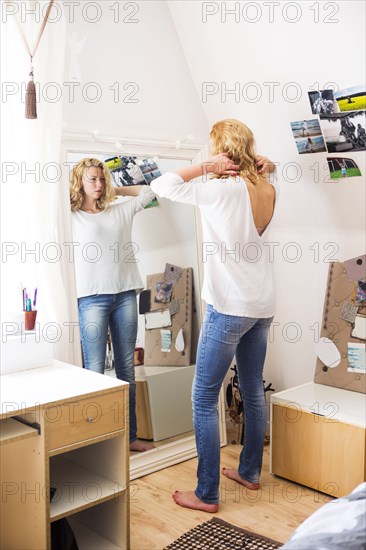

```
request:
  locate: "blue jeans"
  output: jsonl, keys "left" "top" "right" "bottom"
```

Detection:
{"left": 193, "top": 304, "right": 273, "bottom": 504}
{"left": 78, "top": 290, "right": 138, "bottom": 443}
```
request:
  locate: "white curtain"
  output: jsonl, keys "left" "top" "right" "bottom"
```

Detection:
{"left": 1, "top": 1, "right": 76, "bottom": 364}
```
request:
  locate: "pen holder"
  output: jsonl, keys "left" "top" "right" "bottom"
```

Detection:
{"left": 24, "top": 310, "right": 37, "bottom": 331}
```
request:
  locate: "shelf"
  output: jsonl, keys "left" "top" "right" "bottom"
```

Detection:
{"left": 50, "top": 456, "right": 126, "bottom": 521}
{"left": 0, "top": 418, "right": 38, "bottom": 445}
{"left": 67, "top": 518, "right": 123, "bottom": 550}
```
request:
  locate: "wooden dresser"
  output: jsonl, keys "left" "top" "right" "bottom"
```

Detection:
{"left": 0, "top": 361, "right": 130, "bottom": 549}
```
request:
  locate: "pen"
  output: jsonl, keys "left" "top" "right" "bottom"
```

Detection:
{"left": 33, "top": 287, "right": 38, "bottom": 308}
{"left": 26, "top": 298, "right": 32, "bottom": 312}
{"left": 22, "top": 288, "right": 26, "bottom": 311}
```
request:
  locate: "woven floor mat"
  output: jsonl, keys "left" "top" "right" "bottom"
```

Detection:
{"left": 164, "top": 517, "right": 282, "bottom": 549}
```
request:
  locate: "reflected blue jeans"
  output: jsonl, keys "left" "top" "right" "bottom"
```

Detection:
{"left": 193, "top": 304, "right": 273, "bottom": 504}
{"left": 78, "top": 290, "right": 138, "bottom": 443}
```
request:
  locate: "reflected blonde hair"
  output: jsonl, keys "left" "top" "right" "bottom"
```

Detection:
{"left": 210, "top": 119, "right": 259, "bottom": 185}
{"left": 69, "top": 158, "right": 115, "bottom": 212}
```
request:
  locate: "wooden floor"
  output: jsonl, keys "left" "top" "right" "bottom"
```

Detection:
{"left": 130, "top": 442, "right": 332, "bottom": 549}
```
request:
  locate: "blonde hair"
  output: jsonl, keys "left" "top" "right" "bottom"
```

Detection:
{"left": 210, "top": 119, "right": 259, "bottom": 185}
{"left": 69, "top": 158, "right": 116, "bottom": 212}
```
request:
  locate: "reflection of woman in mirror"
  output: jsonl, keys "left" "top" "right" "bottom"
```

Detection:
{"left": 70, "top": 158, "right": 155, "bottom": 452}
{"left": 151, "top": 119, "right": 277, "bottom": 512}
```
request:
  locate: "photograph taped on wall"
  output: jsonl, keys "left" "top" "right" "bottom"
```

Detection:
{"left": 334, "top": 85, "right": 366, "bottom": 112}
{"left": 314, "top": 260, "right": 366, "bottom": 393}
{"left": 104, "top": 155, "right": 162, "bottom": 187}
{"left": 327, "top": 157, "right": 362, "bottom": 179}
{"left": 308, "top": 89, "right": 338, "bottom": 115}
{"left": 290, "top": 118, "right": 323, "bottom": 138}
{"left": 320, "top": 111, "right": 366, "bottom": 152}
{"left": 295, "top": 136, "right": 327, "bottom": 154}
{"left": 290, "top": 119, "right": 326, "bottom": 154}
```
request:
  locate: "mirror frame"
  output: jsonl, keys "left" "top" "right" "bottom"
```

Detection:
{"left": 60, "top": 131, "right": 227, "bottom": 479}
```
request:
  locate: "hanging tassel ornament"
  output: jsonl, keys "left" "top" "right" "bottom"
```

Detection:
{"left": 25, "top": 64, "right": 37, "bottom": 119}
{"left": 5, "top": 0, "right": 55, "bottom": 119}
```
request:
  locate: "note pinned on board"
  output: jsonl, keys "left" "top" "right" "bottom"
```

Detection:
{"left": 344, "top": 254, "right": 366, "bottom": 282}
{"left": 145, "top": 310, "right": 172, "bottom": 330}
{"left": 161, "top": 330, "right": 172, "bottom": 352}
{"left": 164, "top": 263, "right": 183, "bottom": 285}
{"left": 315, "top": 337, "right": 341, "bottom": 368}
{"left": 352, "top": 315, "right": 366, "bottom": 341}
{"left": 347, "top": 342, "right": 366, "bottom": 373}
{"left": 175, "top": 328, "right": 185, "bottom": 352}
{"left": 340, "top": 301, "right": 359, "bottom": 324}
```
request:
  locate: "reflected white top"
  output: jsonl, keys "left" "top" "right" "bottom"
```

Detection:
{"left": 71, "top": 187, "right": 155, "bottom": 298}
{"left": 151, "top": 172, "right": 279, "bottom": 317}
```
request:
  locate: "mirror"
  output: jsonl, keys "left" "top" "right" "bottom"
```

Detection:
{"left": 61, "top": 133, "right": 227, "bottom": 479}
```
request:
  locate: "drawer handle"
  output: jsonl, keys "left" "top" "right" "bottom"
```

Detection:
{"left": 86, "top": 417, "right": 95, "bottom": 423}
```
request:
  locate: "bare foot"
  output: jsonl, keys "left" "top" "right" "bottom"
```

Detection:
{"left": 129, "top": 440, "right": 155, "bottom": 452}
{"left": 221, "top": 468, "right": 260, "bottom": 490}
{"left": 172, "top": 490, "right": 218, "bottom": 513}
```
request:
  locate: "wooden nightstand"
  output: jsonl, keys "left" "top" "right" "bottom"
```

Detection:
{"left": 270, "top": 382, "right": 366, "bottom": 498}
{"left": 0, "top": 361, "right": 130, "bottom": 549}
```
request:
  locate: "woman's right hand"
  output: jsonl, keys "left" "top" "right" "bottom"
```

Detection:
{"left": 202, "top": 154, "right": 240, "bottom": 177}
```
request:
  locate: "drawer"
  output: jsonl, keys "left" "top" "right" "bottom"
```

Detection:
{"left": 46, "top": 390, "right": 125, "bottom": 451}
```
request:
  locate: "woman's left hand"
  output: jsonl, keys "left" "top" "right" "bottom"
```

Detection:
{"left": 256, "top": 155, "right": 276, "bottom": 174}
{"left": 203, "top": 154, "right": 240, "bottom": 177}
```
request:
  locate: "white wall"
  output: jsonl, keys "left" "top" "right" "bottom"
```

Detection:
{"left": 168, "top": 0, "right": 366, "bottom": 391}
{"left": 61, "top": 0, "right": 365, "bottom": 392}
{"left": 63, "top": 0, "right": 209, "bottom": 141}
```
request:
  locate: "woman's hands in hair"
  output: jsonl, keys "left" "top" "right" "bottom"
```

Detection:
{"left": 173, "top": 153, "right": 240, "bottom": 182}
{"left": 256, "top": 155, "right": 276, "bottom": 174}
{"left": 202, "top": 154, "right": 240, "bottom": 177}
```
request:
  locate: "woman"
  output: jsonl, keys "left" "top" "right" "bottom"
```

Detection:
{"left": 70, "top": 157, "right": 155, "bottom": 452}
{"left": 305, "top": 137, "right": 314, "bottom": 153}
{"left": 151, "top": 119, "right": 278, "bottom": 512}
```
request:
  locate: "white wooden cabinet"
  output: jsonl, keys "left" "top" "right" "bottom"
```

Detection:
{"left": 270, "top": 382, "right": 366, "bottom": 498}
{"left": 0, "top": 361, "right": 130, "bottom": 550}
{"left": 135, "top": 365, "right": 195, "bottom": 441}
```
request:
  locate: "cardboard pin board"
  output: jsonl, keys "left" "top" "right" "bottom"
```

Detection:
{"left": 313, "top": 258, "right": 366, "bottom": 393}
{"left": 144, "top": 268, "right": 193, "bottom": 366}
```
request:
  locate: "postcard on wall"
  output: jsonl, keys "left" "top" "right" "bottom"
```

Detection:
{"left": 136, "top": 158, "right": 162, "bottom": 184}
{"left": 347, "top": 342, "right": 366, "bottom": 373}
{"left": 327, "top": 157, "right": 362, "bottom": 179}
{"left": 308, "top": 89, "right": 339, "bottom": 115}
{"left": 334, "top": 85, "right": 366, "bottom": 112}
{"left": 290, "top": 119, "right": 327, "bottom": 154}
{"left": 320, "top": 110, "right": 366, "bottom": 153}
